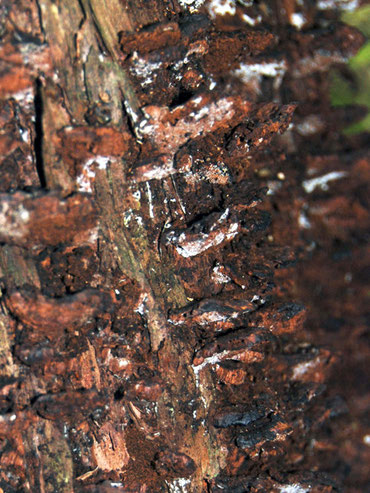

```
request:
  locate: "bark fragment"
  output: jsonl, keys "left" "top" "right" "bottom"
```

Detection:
{"left": 0, "top": 191, "right": 97, "bottom": 247}
{"left": 0, "top": 0, "right": 368, "bottom": 492}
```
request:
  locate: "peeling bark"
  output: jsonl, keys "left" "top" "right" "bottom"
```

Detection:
{"left": 0, "top": 1, "right": 368, "bottom": 492}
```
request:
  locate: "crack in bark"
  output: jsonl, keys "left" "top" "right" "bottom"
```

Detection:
{"left": 34, "top": 78, "right": 46, "bottom": 188}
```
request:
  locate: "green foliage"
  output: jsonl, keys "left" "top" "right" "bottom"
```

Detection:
{"left": 342, "top": 5, "right": 370, "bottom": 37}
{"left": 330, "top": 5, "right": 370, "bottom": 134}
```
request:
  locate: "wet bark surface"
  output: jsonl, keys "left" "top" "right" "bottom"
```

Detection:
{"left": 0, "top": 1, "right": 369, "bottom": 492}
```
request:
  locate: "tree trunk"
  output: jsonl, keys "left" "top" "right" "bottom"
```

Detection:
{"left": 0, "top": 1, "right": 368, "bottom": 492}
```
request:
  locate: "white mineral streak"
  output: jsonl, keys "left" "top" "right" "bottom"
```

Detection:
{"left": 290, "top": 12, "right": 306, "bottom": 30}
{"left": 298, "top": 210, "right": 311, "bottom": 229}
{"left": 141, "top": 98, "right": 234, "bottom": 146}
{"left": 208, "top": 0, "right": 236, "bottom": 18}
{"left": 138, "top": 97, "right": 238, "bottom": 181}
{"left": 236, "top": 61, "right": 286, "bottom": 79}
{"left": 195, "top": 105, "right": 213, "bottom": 121}
{"left": 212, "top": 265, "right": 231, "bottom": 284}
{"left": 11, "top": 87, "right": 34, "bottom": 109}
{"left": 167, "top": 209, "right": 239, "bottom": 258}
{"left": 18, "top": 205, "right": 30, "bottom": 223}
{"left": 166, "top": 477, "right": 192, "bottom": 493}
{"left": 123, "top": 100, "right": 140, "bottom": 125}
{"left": 94, "top": 156, "right": 110, "bottom": 169}
{"left": 172, "top": 42, "right": 206, "bottom": 75}
{"left": 192, "top": 351, "right": 228, "bottom": 378}
{"left": 130, "top": 52, "right": 162, "bottom": 87}
{"left": 76, "top": 156, "right": 110, "bottom": 193}
{"left": 302, "top": 171, "right": 348, "bottom": 193}
{"left": 234, "top": 61, "right": 286, "bottom": 92}
{"left": 292, "top": 358, "right": 319, "bottom": 380}
{"left": 135, "top": 215, "right": 144, "bottom": 227}
{"left": 192, "top": 96, "right": 203, "bottom": 105}
{"left": 135, "top": 98, "right": 236, "bottom": 182}
{"left": 168, "top": 309, "right": 227, "bottom": 327}
{"left": 20, "top": 128, "right": 29, "bottom": 143}
{"left": 252, "top": 295, "right": 265, "bottom": 304}
{"left": 132, "top": 190, "right": 141, "bottom": 200}
{"left": 242, "top": 13, "right": 262, "bottom": 26}
{"left": 123, "top": 209, "right": 133, "bottom": 226}
{"left": 193, "top": 345, "right": 253, "bottom": 378}
{"left": 178, "top": 0, "right": 206, "bottom": 13}
{"left": 87, "top": 227, "right": 99, "bottom": 245}
{"left": 172, "top": 56, "right": 190, "bottom": 74}
{"left": 266, "top": 180, "right": 282, "bottom": 196}
{"left": 117, "top": 358, "right": 130, "bottom": 368}
{"left": 135, "top": 293, "right": 148, "bottom": 316}
{"left": 138, "top": 118, "right": 154, "bottom": 135}
{"left": 209, "top": 79, "right": 217, "bottom": 90}
{"left": 317, "top": 0, "right": 359, "bottom": 11}
{"left": 140, "top": 160, "right": 175, "bottom": 181}
{"left": 279, "top": 484, "right": 310, "bottom": 493}
{"left": 146, "top": 182, "right": 154, "bottom": 218}
{"left": 199, "top": 311, "right": 229, "bottom": 325}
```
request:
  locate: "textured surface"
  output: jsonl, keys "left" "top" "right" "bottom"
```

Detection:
{"left": 0, "top": 0, "right": 369, "bottom": 492}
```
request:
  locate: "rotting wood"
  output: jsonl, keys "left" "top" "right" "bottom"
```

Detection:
{"left": 0, "top": 1, "right": 369, "bottom": 492}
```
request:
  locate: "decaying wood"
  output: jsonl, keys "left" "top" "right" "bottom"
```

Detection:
{"left": 0, "top": 0, "right": 369, "bottom": 492}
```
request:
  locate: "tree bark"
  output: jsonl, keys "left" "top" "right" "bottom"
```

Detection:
{"left": 0, "top": 1, "right": 368, "bottom": 492}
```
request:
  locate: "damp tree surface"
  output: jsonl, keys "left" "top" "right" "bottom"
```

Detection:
{"left": 0, "top": 1, "right": 369, "bottom": 492}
